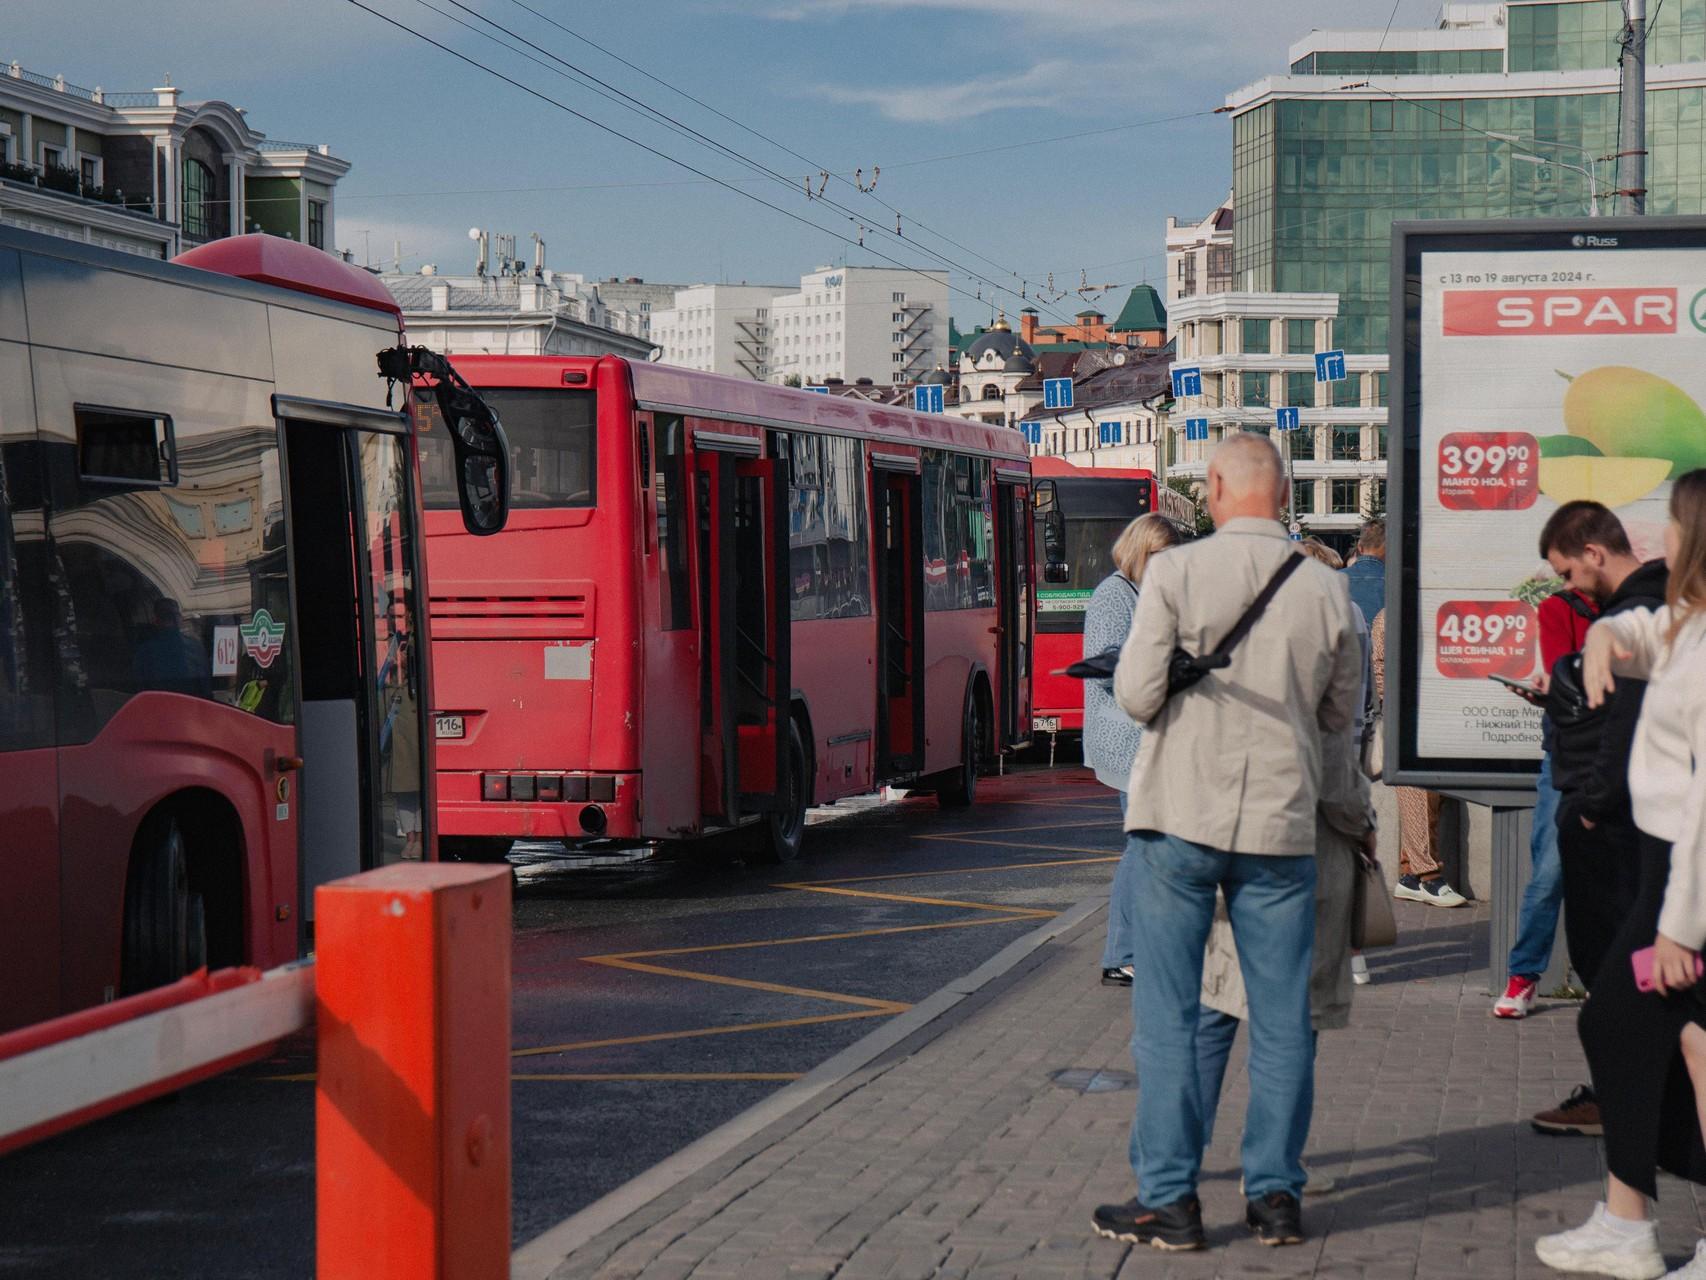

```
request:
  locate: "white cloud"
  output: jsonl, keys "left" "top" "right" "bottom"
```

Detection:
{"left": 814, "top": 60, "right": 1076, "bottom": 123}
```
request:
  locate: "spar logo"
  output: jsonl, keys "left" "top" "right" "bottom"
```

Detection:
{"left": 1443, "top": 288, "right": 1677, "bottom": 336}
{"left": 240, "top": 608, "right": 286, "bottom": 669}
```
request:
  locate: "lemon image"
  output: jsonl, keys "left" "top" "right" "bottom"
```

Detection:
{"left": 1537, "top": 456, "right": 1672, "bottom": 509}
{"left": 1560, "top": 367, "right": 1706, "bottom": 479}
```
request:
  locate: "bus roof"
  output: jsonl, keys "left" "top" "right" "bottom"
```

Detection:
{"left": 446, "top": 355, "right": 1029, "bottom": 462}
{"left": 174, "top": 234, "right": 402, "bottom": 318}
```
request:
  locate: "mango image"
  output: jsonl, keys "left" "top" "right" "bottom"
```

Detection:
{"left": 1561, "top": 367, "right": 1706, "bottom": 478}
{"left": 1538, "top": 455, "right": 1671, "bottom": 509}
{"left": 1538, "top": 434, "right": 1602, "bottom": 458}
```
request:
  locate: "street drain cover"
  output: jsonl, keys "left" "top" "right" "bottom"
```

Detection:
{"left": 1050, "top": 1068, "right": 1136, "bottom": 1094}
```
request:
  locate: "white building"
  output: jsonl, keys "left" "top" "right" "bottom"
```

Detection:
{"left": 594, "top": 278, "right": 685, "bottom": 341}
{"left": 0, "top": 59, "right": 347, "bottom": 258}
{"left": 651, "top": 283, "right": 793, "bottom": 380}
{"left": 1163, "top": 192, "right": 1233, "bottom": 315}
{"left": 768, "top": 266, "right": 949, "bottom": 387}
{"left": 383, "top": 244, "right": 654, "bottom": 361}
{"left": 1165, "top": 290, "right": 1388, "bottom": 550}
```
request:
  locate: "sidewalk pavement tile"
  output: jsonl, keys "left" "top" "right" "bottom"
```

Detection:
{"left": 543, "top": 894, "right": 1706, "bottom": 1280}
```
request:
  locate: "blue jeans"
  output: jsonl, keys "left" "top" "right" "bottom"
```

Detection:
{"left": 1193, "top": 1012, "right": 1322, "bottom": 1152}
{"left": 1508, "top": 753, "right": 1563, "bottom": 980}
{"left": 1125, "top": 829, "right": 1316, "bottom": 1204}
{"left": 1102, "top": 790, "right": 1132, "bottom": 970}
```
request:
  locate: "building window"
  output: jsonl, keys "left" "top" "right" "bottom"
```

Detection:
{"left": 1331, "top": 426, "right": 1361, "bottom": 461}
{"left": 1332, "top": 375, "right": 1361, "bottom": 409}
{"left": 40, "top": 143, "right": 66, "bottom": 171}
{"left": 1438, "top": 99, "right": 1463, "bottom": 130}
{"left": 1372, "top": 479, "right": 1387, "bottom": 513}
{"left": 307, "top": 199, "right": 326, "bottom": 250}
{"left": 1331, "top": 478, "right": 1360, "bottom": 514}
{"left": 1285, "top": 371, "right": 1314, "bottom": 407}
{"left": 1240, "top": 371, "right": 1270, "bottom": 408}
{"left": 1206, "top": 245, "right": 1232, "bottom": 292}
{"left": 1374, "top": 426, "right": 1388, "bottom": 459}
{"left": 1370, "top": 100, "right": 1393, "bottom": 131}
{"left": 1285, "top": 318, "right": 1315, "bottom": 354}
{"left": 981, "top": 384, "right": 1001, "bottom": 400}
{"left": 1292, "top": 478, "right": 1316, "bottom": 515}
{"left": 182, "top": 158, "right": 215, "bottom": 239}
{"left": 79, "top": 154, "right": 101, "bottom": 191}
{"left": 892, "top": 292, "right": 906, "bottom": 303}
{"left": 1373, "top": 372, "right": 1389, "bottom": 407}
{"left": 1241, "top": 317, "right": 1271, "bottom": 354}
{"left": 1289, "top": 428, "right": 1315, "bottom": 461}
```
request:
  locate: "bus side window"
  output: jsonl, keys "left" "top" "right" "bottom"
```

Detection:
{"left": 653, "top": 413, "right": 691, "bottom": 630}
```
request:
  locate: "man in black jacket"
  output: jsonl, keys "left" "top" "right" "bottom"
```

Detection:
{"left": 1529, "top": 500, "right": 1668, "bottom": 1138}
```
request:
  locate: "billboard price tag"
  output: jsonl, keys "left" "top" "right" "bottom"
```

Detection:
{"left": 1437, "top": 432, "right": 1539, "bottom": 510}
{"left": 1433, "top": 601, "right": 1537, "bottom": 681}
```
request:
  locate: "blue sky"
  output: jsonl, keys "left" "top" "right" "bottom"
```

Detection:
{"left": 10, "top": 0, "right": 1430, "bottom": 330}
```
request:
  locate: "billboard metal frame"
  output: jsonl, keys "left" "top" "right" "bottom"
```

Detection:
{"left": 1386, "top": 214, "right": 1706, "bottom": 791}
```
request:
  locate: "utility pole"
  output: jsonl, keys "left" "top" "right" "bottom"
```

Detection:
{"left": 1617, "top": 0, "right": 1647, "bottom": 215}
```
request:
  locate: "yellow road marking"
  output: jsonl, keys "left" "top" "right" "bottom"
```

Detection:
{"left": 916, "top": 837, "right": 1118, "bottom": 855}
{"left": 914, "top": 818, "right": 1123, "bottom": 837}
{"left": 787, "top": 855, "right": 1119, "bottom": 887}
{"left": 512, "top": 1009, "right": 894, "bottom": 1058}
{"left": 771, "top": 882, "right": 1053, "bottom": 916}
{"left": 583, "top": 956, "right": 909, "bottom": 1011}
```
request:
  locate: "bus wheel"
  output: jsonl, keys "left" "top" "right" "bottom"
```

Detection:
{"left": 440, "top": 837, "right": 514, "bottom": 863}
{"left": 121, "top": 817, "right": 207, "bottom": 996}
{"left": 758, "top": 717, "right": 810, "bottom": 864}
{"left": 937, "top": 690, "right": 983, "bottom": 809}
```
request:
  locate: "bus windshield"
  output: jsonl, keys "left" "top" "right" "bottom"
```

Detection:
{"left": 417, "top": 387, "right": 595, "bottom": 511}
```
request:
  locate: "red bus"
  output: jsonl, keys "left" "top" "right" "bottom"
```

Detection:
{"left": 419, "top": 357, "right": 1035, "bottom": 862}
{"left": 0, "top": 227, "right": 506, "bottom": 1033}
{"left": 1030, "top": 458, "right": 1193, "bottom": 745}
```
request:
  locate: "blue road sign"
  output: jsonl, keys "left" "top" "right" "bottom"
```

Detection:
{"left": 1314, "top": 350, "right": 1347, "bottom": 382}
{"left": 1098, "top": 422, "right": 1120, "bottom": 445}
{"left": 805, "top": 384, "right": 830, "bottom": 394}
{"left": 1275, "top": 406, "right": 1300, "bottom": 431}
{"left": 1023, "top": 422, "right": 1042, "bottom": 444}
{"left": 1169, "top": 365, "right": 1203, "bottom": 398}
{"left": 913, "top": 383, "right": 945, "bottom": 413}
{"left": 1043, "top": 377, "right": 1073, "bottom": 409}
{"left": 1184, "top": 417, "right": 1209, "bottom": 442}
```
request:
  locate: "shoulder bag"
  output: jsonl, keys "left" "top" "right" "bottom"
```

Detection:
{"left": 1351, "top": 851, "right": 1398, "bottom": 948}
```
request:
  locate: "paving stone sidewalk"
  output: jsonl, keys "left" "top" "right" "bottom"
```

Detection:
{"left": 541, "top": 896, "right": 1706, "bottom": 1280}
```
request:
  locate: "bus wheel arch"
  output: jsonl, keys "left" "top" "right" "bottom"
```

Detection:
{"left": 121, "top": 790, "right": 245, "bottom": 995}
{"left": 756, "top": 700, "right": 814, "bottom": 865}
{"left": 937, "top": 671, "right": 991, "bottom": 809}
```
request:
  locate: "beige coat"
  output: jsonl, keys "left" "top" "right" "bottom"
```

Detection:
{"left": 1114, "top": 518, "right": 1364, "bottom": 854}
{"left": 1200, "top": 729, "right": 1374, "bottom": 1031}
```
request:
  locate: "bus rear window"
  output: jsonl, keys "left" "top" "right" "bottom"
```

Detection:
{"left": 415, "top": 387, "right": 595, "bottom": 510}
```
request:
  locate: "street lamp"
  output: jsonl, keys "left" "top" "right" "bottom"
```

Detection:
{"left": 1510, "top": 152, "right": 1601, "bottom": 216}
{"left": 1486, "top": 131, "right": 1606, "bottom": 216}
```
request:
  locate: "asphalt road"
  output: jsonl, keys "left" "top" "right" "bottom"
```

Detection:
{"left": 0, "top": 759, "right": 1125, "bottom": 1279}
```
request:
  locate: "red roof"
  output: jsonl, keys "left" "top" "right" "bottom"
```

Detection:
{"left": 173, "top": 234, "right": 401, "bottom": 318}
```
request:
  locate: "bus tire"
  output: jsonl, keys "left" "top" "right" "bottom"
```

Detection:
{"left": 440, "top": 837, "right": 514, "bottom": 864}
{"left": 121, "top": 817, "right": 207, "bottom": 996}
{"left": 937, "top": 685, "right": 984, "bottom": 809}
{"left": 757, "top": 716, "right": 811, "bottom": 864}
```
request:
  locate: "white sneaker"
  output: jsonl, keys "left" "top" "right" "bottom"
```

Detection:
{"left": 1351, "top": 954, "right": 1370, "bottom": 986}
{"left": 1666, "top": 1240, "right": 1706, "bottom": 1278}
{"left": 1535, "top": 1203, "right": 1664, "bottom": 1279}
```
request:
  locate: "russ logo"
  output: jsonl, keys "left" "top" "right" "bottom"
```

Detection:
{"left": 240, "top": 608, "right": 286, "bottom": 668}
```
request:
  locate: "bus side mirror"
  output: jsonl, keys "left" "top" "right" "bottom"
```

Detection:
{"left": 1032, "top": 479, "right": 1069, "bottom": 583}
{"left": 379, "top": 346, "right": 510, "bottom": 536}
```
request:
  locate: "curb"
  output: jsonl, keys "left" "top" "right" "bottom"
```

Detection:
{"left": 510, "top": 891, "right": 1108, "bottom": 1279}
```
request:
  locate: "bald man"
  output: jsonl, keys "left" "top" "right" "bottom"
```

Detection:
{"left": 1092, "top": 433, "right": 1365, "bottom": 1252}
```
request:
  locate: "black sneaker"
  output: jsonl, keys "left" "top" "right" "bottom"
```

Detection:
{"left": 1246, "top": 1191, "right": 1304, "bottom": 1246}
{"left": 1091, "top": 1196, "right": 1205, "bottom": 1251}
{"left": 1101, "top": 965, "right": 1133, "bottom": 987}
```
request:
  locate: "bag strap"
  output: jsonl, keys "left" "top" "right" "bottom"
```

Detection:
{"left": 1208, "top": 553, "right": 1305, "bottom": 660}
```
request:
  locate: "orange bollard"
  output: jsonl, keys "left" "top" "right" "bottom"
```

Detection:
{"left": 315, "top": 863, "right": 511, "bottom": 1280}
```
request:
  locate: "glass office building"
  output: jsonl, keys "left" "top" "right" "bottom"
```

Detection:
{"left": 1231, "top": 0, "right": 1706, "bottom": 353}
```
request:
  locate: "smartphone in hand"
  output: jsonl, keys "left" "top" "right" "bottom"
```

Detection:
{"left": 1489, "top": 673, "right": 1547, "bottom": 705}
{"left": 1632, "top": 945, "right": 1706, "bottom": 992}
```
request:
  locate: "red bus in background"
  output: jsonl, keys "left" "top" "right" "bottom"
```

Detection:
{"left": 1030, "top": 458, "right": 1193, "bottom": 750}
{"left": 0, "top": 227, "right": 506, "bottom": 1035}
{"left": 419, "top": 356, "right": 1034, "bottom": 862}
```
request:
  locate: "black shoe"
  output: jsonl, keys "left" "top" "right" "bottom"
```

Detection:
{"left": 1246, "top": 1191, "right": 1304, "bottom": 1246}
{"left": 1091, "top": 1196, "right": 1204, "bottom": 1251}
{"left": 1101, "top": 966, "right": 1133, "bottom": 987}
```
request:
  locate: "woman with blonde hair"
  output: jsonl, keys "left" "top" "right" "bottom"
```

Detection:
{"left": 1537, "top": 469, "right": 1706, "bottom": 1280}
{"left": 1085, "top": 512, "right": 1183, "bottom": 986}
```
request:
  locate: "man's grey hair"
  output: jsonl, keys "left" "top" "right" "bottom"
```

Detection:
{"left": 1208, "top": 431, "right": 1286, "bottom": 501}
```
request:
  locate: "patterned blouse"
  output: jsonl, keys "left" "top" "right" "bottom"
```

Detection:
{"left": 1081, "top": 572, "right": 1143, "bottom": 793}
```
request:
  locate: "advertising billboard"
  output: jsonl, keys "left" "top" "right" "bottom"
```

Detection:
{"left": 1390, "top": 217, "right": 1706, "bottom": 788}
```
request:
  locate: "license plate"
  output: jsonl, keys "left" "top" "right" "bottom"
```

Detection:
{"left": 434, "top": 715, "right": 465, "bottom": 740}
{"left": 1034, "top": 716, "right": 1060, "bottom": 733}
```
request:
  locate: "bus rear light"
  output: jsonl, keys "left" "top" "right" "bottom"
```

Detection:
{"left": 510, "top": 774, "right": 536, "bottom": 802}
{"left": 561, "top": 776, "right": 588, "bottom": 802}
{"left": 535, "top": 775, "right": 563, "bottom": 802}
{"left": 579, "top": 805, "right": 607, "bottom": 835}
{"left": 587, "top": 776, "right": 615, "bottom": 803}
{"left": 480, "top": 774, "right": 509, "bottom": 801}
{"left": 561, "top": 370, "right": 588, "bottom": 385}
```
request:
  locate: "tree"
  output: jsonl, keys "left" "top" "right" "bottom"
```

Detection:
{"left": 782, "top": 374, "right": 802, "bottom": 388}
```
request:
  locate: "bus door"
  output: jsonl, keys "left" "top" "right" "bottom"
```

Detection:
{"left": 279, "top": 397, "right": 428, "bottom": 938}
{"left": 872, "top": 455, "right": 924, "bottom": 779}
{"left": 994, "top": 472, "right": 1033, "bottom": 748}
{"left": 693, "top": 434, "right": 789, "bottom": 827}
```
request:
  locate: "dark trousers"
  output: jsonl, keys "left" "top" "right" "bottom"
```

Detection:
{"left": 1556, "top": 795, "right": 1643, "bottom": 990}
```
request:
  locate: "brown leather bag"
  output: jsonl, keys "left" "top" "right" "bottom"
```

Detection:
{"left": 1352, "top": 853, "right": 1398, "bottom": 949}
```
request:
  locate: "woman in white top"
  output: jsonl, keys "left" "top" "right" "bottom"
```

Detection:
{"left": 1537, "top": 470, "right": 1706, "bottom": 1280}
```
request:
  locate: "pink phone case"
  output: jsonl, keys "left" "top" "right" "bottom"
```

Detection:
{"left": 1632, "top": 946, "right": 1706, "bottom": 992}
